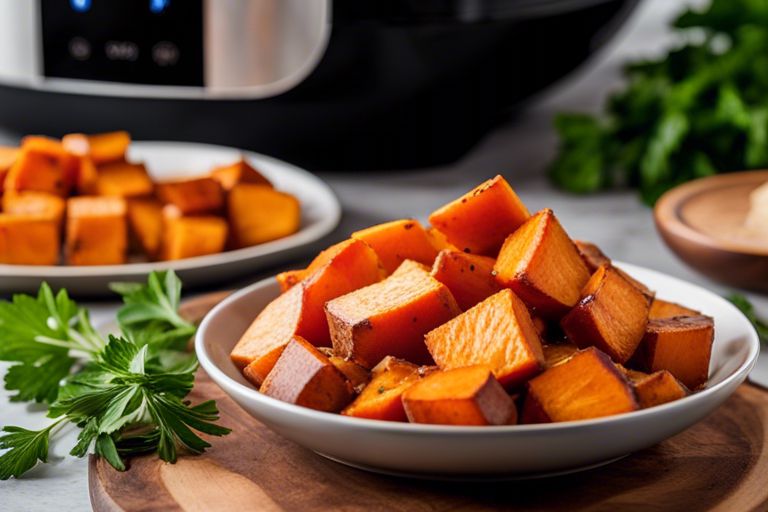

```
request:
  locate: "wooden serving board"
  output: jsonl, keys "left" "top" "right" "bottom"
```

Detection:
{"left": 90, "top": 293, "right": 768, "bottom": 512}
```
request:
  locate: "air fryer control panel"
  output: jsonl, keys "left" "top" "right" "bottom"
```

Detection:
{"left": 41, "top": 0, "right": 204, "bottom": 86}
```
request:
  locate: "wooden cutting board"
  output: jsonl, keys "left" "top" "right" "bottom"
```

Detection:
{"left": 89, "top": 293, "right": 768, "bottom": 512}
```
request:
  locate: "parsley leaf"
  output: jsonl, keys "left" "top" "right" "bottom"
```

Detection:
{"left": 728, "top": 293, "right": 768, "bottom": 345}
{"left": 0, "top": 421, "right": 64, "bottom": 480}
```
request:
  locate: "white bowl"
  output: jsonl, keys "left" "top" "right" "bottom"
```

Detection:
{"left": 0, "top": 141, "right": 341, "bottom": 296}
{"left": 195, "top": 262, "right": 759, "bottom": 479}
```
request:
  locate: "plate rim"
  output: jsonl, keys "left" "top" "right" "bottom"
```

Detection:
{"left": 195, "top": 261, "right": 761, "bottom": 435}
{"left": 0, "top": 140, "right": 341, "bottom": 278}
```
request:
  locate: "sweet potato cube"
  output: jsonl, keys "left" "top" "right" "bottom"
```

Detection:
{"left": 62, "top": 131, "right": 130, "bottom": 165}
{"left": 156, "top": 177, "right": 223, "bottom": 214}
{"left": 342, "top": 357, "right": 420, "bottom": 421}
{"left": 160, "top": 213, "right": 228, "bottom": 261}
{"left": 574, "top": 240, "right": 654, "bottom": 302}
{"left": 95, "top": 162, "right": 154, "bottom": 198}
{"left": 403, "top": 366, "right": 516, "bottom": 425}
{"left": 227, "top": 184, "right": 300, "bottom": 248}
{"left": 259, "top": 336, "right": 354, "bottom": 412}
{"left": 494, "top": 209, "right": 590, "bottom": 318}
{"left": 73, "top": 156, "right": 98, "bottom": 194}
{"left": 430, "top": 249, "right": 500, "bottom": 310}
{"left": 276, "top": 269, "right": 308, "bottom": 293}
{"left": 329, "top": 356, "right": 371, "bottom": 391}
{"left": 0, "top": 146, "right": 19, "bottom": 193}
{"left": 2, "top": 192, "right": 65, "bottom": 226}
{"left": 648, "top": 299, "right": 700, "bottom": 320}
{"left": 425, "top": 289, "right": 544, "bottom": 388}
{"left": 231, "top": 239, "right": 383, "bottom": 379}
{"left": 210, "top": 158, "right": 271, "bottom": 191}
{"left": 428, "top": 175, "right": 530, "bottom": 256}
{"left": 0, "top": 214, "right": 60, "bottom": 265}
{"left": 66, "top": 196, "right": 127, "bottom": 265}
{"left": 543, "top": 342, "right": 578, "bottom": 368}
{"left": 127, "top": 198, "right": 163, "bottom": 258}
{"left": 561, "top": 264, "right": 649, "bottom": 364}
{"left": 628, "top": 370, "right": 688, "bottom": 409}
{"left": 352, "top": 219, "right": 438, "bottom": 274}
{"left": 4, "top": 137, "right": 76, "bottom": 197}
{"left": 634, "top": 316, "right": 714, "bottom": 390}
{"left": 522, "top": 347, "right": 638, "bottom": 423}
{"left": 425, "top": 227, "right": 457, "bottom": 252}
{"left": 326, "top": 260, "right": 461, "bottom": 368}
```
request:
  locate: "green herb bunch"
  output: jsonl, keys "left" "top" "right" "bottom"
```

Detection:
{"left": 551, "top": 0, "right": 768, "bottom": 204}
{"left": 0, "top": 271, "right": 230, "bottom": 480}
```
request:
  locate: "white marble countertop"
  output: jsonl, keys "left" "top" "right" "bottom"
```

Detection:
{"left": 4, "top": 0, "right": 767, "bottom": 509}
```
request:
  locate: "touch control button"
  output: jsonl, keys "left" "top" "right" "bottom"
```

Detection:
{"left": 152, "top": 41, "right": 179, "bottom": 67}
{"left": 68, "top": 37, "right": 91, "bottom": 61}
{"left": 105, "top": 40, "right": 140, "bottom": 61}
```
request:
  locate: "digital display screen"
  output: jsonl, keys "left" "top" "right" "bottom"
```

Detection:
{"left": 41, "top": 0, "right": 204, "bottom": 86}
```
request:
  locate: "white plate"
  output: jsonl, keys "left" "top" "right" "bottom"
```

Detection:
{"left": 0, "top": 141, "right": 341, "bottom": 296}
{"left": 196, "top": 262, "right": 760, "bottom": 479}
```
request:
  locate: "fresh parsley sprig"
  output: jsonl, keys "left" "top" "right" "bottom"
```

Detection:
{"left": 728, "top": 293, "right": 768, "bottom": 346}
{"left": 0, "top": 271, "right": 230, "bottom": 479}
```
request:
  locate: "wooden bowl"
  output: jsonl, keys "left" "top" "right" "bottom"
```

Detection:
{"left": 655, "top": 170, "right": 768, "bottom": 291}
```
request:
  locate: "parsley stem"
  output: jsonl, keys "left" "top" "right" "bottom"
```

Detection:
{"left": 33, "top": 336, "right": 99, "bottom": 355}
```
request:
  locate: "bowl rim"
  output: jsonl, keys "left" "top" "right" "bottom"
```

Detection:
{"left": 195, "top": 261, "right": 760, "bottom": 435}
{"left": 0, "top": 140, "right": 341, "bottom": 277}
{"left": 654, "top": 169, "right": 768, "bottom": 257}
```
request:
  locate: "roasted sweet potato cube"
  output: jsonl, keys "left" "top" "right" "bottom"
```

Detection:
{"left": 156, "top": 177, "right": 223, "bottom": 214}
{"left": 494, "top": 209, "right": 590, "bottom": 318}
{"left": 326, "top": 260, "right": 461, "bottom": 368}
{"left": 430, "top": 249, "right": 500, "bottom": 310}
{"left": 0, "top": 146, "right": 19, "bottom": 194}
{"left": 276, "top": 269, "right": 308, "bottom": 293}
{"left": 425, "top": 289, "right": 544, "bottom": 388}
{"left": 160, "top": 213, "right": 228, "bottom": 261}
{"left": 210, "top": 158, "right": 271, "bottom": 190}
{"left": 329, "top": 356, "right": 371, "bottom": 391}
{"left": 425, "top": 227, "right": 457, "bottom": 252}
{"left": 628, "top": 370, "right": 688, "bottom": 408}
{"left": 342, "top": 357, "right": 420, "bottom": 421}
{"left": 5, "top": 137, "right": 77, "bottom": 197}
{"left": 543, "top": 342, "right": 578, "bottom": 368}
{"left": 127, "top": 198, "right": 163, "bottom": 259}
{"left": 66, "top": 196, "right": 127, "bottom": 265}
{"left": 352, "top": 219, "right": 438, "bottom": 274}
{"left": 0, "top": 214, "right": 60, "bottom": 265}
{"left": 2, "top": 192, "right": 66, "bottom": 226}
{"left": 231, "top": 239, "right": 383, "bottom": 379}
{"left": 561, "top": 264, "right": 649, "bottom": 364}
{"left": 73, "top": 156, "right": 98, "bottom": 194}
{"left": 227, "top": 184, "right": 300, "bottom": 248}
{"left": 429, "top": 175, "right": 530, "bottom": 256}
{"left": 62, "top": 131, "right": 130, "bottom": 165}
{"left": 403, "top": 366, "right": 516, "bottom": 425}
{"left": 574, "top": 240, "right": 654, "bottom": 302}
{"left": 95, "top": 162, "right": 154, "bottom": 198}
{"left": 633, "top": 316, "right": 714, "bottom": 390}
{"left": 522, "top": 347, "right": 638, "bottom": 423}
{"left": 259, "top": 336, "right": 354, "bottom": 412}
{"left": 648, "top": 299, "right": 700, "bottom": 320}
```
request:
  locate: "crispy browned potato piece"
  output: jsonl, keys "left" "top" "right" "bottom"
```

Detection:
{"left": 402, "top": 365, "right": 516, "bottom": 425}
{"left": 259, "top": 336, "right": 354, "bottom": 412}
{"left": 425, "top": 289, "right": 544, "bottom": 389}
{"left": 210, "top": 158, "right": 272, "bottom": 190}
{"left": 628, "top": 370, "right": 688, "bottom": 408}
{"left": 522, "top": 347, "right": 638, "bottom": 423}
{"left": 542, "top": 341, "right": 578, "bottom": 369}
{"left": 329, "top": 356, "right": 371, "bottom": 390}
{"left": 126, "top": 198, "right": 163, "bottom": 259}
{"left": 574, "top": 240, "right": 654, "bottom": 303}
{"left": 95, "top": 162, "right": 154, "bottom": 198}
{"left": 157, "top": 177, "right": 224, "bottom": 215}
{"left": 560, "top": 264, "right": 650, "bottom": 364}
{"left": 160, "top": 208, "right": 228, "bottom": 261}
{"left": 66, "top": 196, "right": 127, "bottom": 265}
{"left": 62, "top": 131, "right": 130, "bottom": 165}
{"left": 0, "top": 214, "right": 60, "bottom": 265}
{"left": 3, "top": 192, "right": 66, "bottom": 226}
{"left": 494, "top": 209, "right": 590, "bottom": 318}
{"left": 632, "top": 315, "right": 714, "bottom": 390}
{"left": 428, "top": 175, "right": 530, "bottom": 256}
{"left": 648, "top": 299, "right": 700, "bottom": 320}
{"left": 430, "top": 249, "right": 501, "bottom": 311}
{"left": 326, "top": 259, "right": 461, "bottom": 368}
{"left": 227, "top": 184, "right": 300, "bottom": 248}
{"left": 352, "top": 219, "right": 438, "bottom": 274}
{"left": 231, "top": 239, "right": 383, "bottom": 381}
{"left": 342, "top": 357, "right": 421, "bottom": 421}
